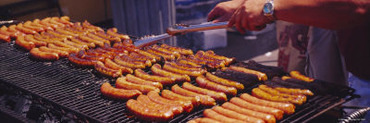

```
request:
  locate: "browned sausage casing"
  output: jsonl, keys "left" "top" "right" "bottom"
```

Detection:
{"left": 126, "top": 99, "right": 174, "bottom": 122}
{"left": 182, "top": 82, "right": 227, "bottom": 102}
{"left": 196, "top": 75, "right": 237, "bottom": 96}
{"left": 100, "top": 82, "right": 141, "bottom": 99}
{"left": 115, "top": 77, "right": 160, "bottom": 94}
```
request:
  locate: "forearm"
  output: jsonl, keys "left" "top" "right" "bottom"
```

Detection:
{"left": 274, "top": 0, "right": 370, "bottom": 29}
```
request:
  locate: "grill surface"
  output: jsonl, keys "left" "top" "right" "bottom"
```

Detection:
{"left": 0, "top": 41, "right": 357, "bottom": 123}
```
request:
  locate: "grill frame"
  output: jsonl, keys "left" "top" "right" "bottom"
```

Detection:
{"left": 0, "top": 41, "right": 358, "bottom": 123}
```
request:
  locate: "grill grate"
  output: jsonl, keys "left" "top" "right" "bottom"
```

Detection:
{"left": 0, "top": 41, "right": 356, "bottom": 123}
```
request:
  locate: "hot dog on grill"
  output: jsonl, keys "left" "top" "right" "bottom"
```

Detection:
{"left": 222, "top": 102, "right": 276, "bottom": 123}
{"left": 212, "top": 106, "right": 265, "bottom": 123}
{"left": 126, "top": 99, "right": 174, "bottom": 122}
{"left": 68, "top": 53, "right": 98, "bottom": 66}
{"left": 125, "top": 74, "right": 163, "bottom": 89}
{"left": 163, "top": 62, "right": 205, "bottom": 77}
{"left": 134, "top": 69, "right": 176, "bottom": 85}
{"left": 30, "top": 48, "right": 59, "bottom": 60}
{"left": 240, "top": 93, "right": 295, "bottom": 115}
{"left": 161, "top": 90, "right": 200, "bottom": 107}
{"left": 205, "top": 72, "right": 244, "bottom": 90}
{"left": 15, "top": 35, "right": 35, "bottom": 50}
{"left": 136, "top": 94, "right": 183, "bottom": 115}
{"left": 187, "top": 118, "right": 221, "bottom": 123}
{"left": 100, "top": 82, "right": 141, "bottom": 99}
{"left": 230, "top": 97, "right": 284, "bottom": 120}
{"left": 94, "top": 61, "right": 122, "bottom": 77}
{"left": 254, "top": 85, "right": 306, "bottom": 105}
{"left": 115, "top": 77, "right": 160, "bottom": 94}
{"left": 228, "top": 66, "right": 268, "bottom": 81}
{"left": 290, "top": 71, "right": 314, "bottom": 82}
{"left": 196, "top": 75, "right": 237, "bottom": 96}
{"left": 171, "top": 84, "right": 216, "bottom": 106}
{"left": 151, "top": 64, "right": 191, "bottom": 82}
{"left": 182, "top": 82, "right": 227, "bottom": 102}
{"left": 203, "top": 109, "right": 247, "bottom": 123}
{"left": 147, "top": 91, "right": 193, "bottom": 112}
{"left": 39, "top": 46, "right": 69, "bottom": 57}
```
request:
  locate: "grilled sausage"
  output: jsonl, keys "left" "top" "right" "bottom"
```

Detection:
{"left": 87, "top": 33, "right": 110, "bottom": 45}
{"left": 137, "top": 95, "right": 183, "bottom": 115}
{"left": 204, "top": 50, "right": 235, "bottom": 65}
{"left": 170, "top": 61, "right": 205, "bottom": 72}
{"left": 212, "top": 106, "right": 265, "bottom": 123}
{"left": 63, "top": 40, "right": 89, "bottom": 50}
{"left": 274, "top": 87, "right": 314, "bottom": 96}
{"left": 0, "top": 33, "right": 11, "bottom": 42}
{"left": 24, "top": 35, "right": 47, "bottom": 47}
{"left": 258, "top": 85, "right": 307, "bottom": 105}
{"left": 104, "top": 59, "right": 133, "bottom": 74}
{"left": 146, "top": 48, "right": 176, "bottom": 61}
{"left": 134, "top": 69, "right": 176, "bottom": 85}
{"left": 240, "top": 93, "right": 295, "bottom": 115}
{"left": 23, "top": 21, "right": 44, "bottom": 32}
{"left": 147, "top": 91, "right": 193, "bottom": 112}
{"left": 30, "top": 48, "right": 59, "bottom": 60}
{"left": 161, "top": 90, "right": 200, "bottom": 106}
{"left": 16, "top": 23, "right": 37, "bottom": 34}
{"left": 126, "top": 99, "right": 174, "bottom": 122}
{"left": 68, "top": 53, "right": 98, "bottom": 66}
{"left": 126, "top": 74, "right": 163, "bottom": 89}
{"left": 151, "top": 45, "right": 181, "bottom": 58}
{"left": 177, "top": 59, "right": 202, "bottom": 67}
{"left": 222, "top": 102, "right": 276, "bottom": 123}
{"left": 100, "top": 82, "right": 141, "bottom": 99}
{"left": 151, "top": 64, "right": 191, "bottom": 82}
{"left": 160, "top": 44, "right": 193, "bottom": 55}
{"left": 39, "top": 46, "right": 69, "bottom": 57}
{"left": 182, "top": 82, "right": 227, "bottom": 102}
{"left": 50, "top": 17, "right": 66, "bottom": 28}
{"left": 107, "top": 28, "right": 130, "bottom": 40}
{"left": 48, "top": 43, "right": 78, "bottom": 54}
{"left": 203, "top": 109, "right": 247, "bottom": 123}
{"left": 116, "top": 77, "right": 160, "bottom": 94}
{"left": 171, "top": 84, "right": 216, "bottom": 106}
{"left": 8, "top": 25, "right": 25, "bottom": 37}
{"left": 230, "top": 97, "right": 284, "bottom": 120}
{"left": 196, "top": 75, "right": 237, "bottom": 96}
{"left": 229, "top": 66, "right": 268, "bottom": 81}
{"left": 70, "top": 37, "right": 96, "bottom": 48}
{"left": 114, "top": 56, "right": 146, "bottom": 69}
{"left": 95, "top": 30, "right": 121, "bottom": 42}
{"left": 252, "top": 88, "right": 303, "bottom": 105}
{"left": 290, "top": 71, "right": 314, "bottom": 82}
{"left": 205, "top": 72, "right": 244, "bottom": 90}
{"left": 33, "top": 19, "right": 54, "bottom": 30}
{"left": 15, "top": 36, "right": 35, "bottom": 50}
{"left": 163, "top": 62, "right": 205, "bottom": 77}
{"left": 95, "top": 61, "right": 122, "bottom": 77}
{"left": 78, "top": 35, "right": 105, "bottom": 47}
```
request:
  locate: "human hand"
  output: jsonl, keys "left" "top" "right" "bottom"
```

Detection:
{"left": 207, "top": 0, "right": 245, "bottom": 22}
{"left": 228, "top": 0, "right": 271, "bottom": 33}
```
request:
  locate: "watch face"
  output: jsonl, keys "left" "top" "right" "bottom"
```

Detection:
{"left": 263, "top": 3, "right": 273, "bottom": 14}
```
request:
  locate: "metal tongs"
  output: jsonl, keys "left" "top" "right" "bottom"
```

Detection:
{"left": 134, "top": 21, "right": 228, "bottom": 48}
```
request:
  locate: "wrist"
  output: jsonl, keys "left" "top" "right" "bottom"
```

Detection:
{"left": 263, "top": 0, "right": 277, "bottom": 22}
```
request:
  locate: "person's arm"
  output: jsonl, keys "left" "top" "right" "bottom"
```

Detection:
{"left": 228, "top": 0, "right": 370, "bottom": 31}
{"left": 274, "top": 0, "right": 370, "bottom": 30}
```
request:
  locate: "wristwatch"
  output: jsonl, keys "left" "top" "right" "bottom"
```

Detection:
{"left": 263, "top": 0, "right": 276, "bottom": 22}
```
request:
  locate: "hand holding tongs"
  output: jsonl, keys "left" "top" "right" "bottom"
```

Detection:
{"left": 166, "top": 21, "right": 228, "bottom": 35}
{"left": 134, "top": 21, "right": 228, "bottom": 48}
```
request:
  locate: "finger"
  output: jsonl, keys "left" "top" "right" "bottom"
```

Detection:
{"left": 234, "top": 10, "right": 245, "bottom": 34}
{"left": 228, "top": 12, "right": 237, "bottom": 27}
{"left": 241, "top": 12, "right": 251, "bottom": 31}
{"left": 207, "top": 8, "right": 220, "bottom": 21}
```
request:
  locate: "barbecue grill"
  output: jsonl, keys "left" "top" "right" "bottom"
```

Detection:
{"left": 0, "top": 36, "right": 358, "bottom": 122}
